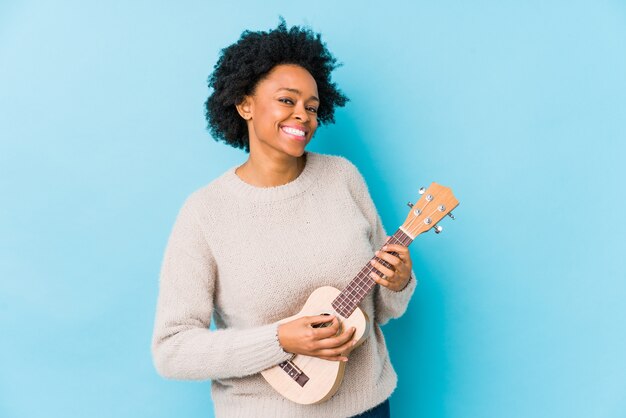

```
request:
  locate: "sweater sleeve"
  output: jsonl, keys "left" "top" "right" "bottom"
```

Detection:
{"left": 151, "top": 198, "right": 292, "bottom": 381}
{"left": 343, "top": 159, "right": 417, "bottom": 326}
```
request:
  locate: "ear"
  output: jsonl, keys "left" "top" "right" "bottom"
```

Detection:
{"left": 235, "top": 96, "right": 253, "bottom": 121}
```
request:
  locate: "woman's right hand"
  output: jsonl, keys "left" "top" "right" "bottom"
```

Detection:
{"left": 277, "top": 315, "right": 357, "bottom": 362}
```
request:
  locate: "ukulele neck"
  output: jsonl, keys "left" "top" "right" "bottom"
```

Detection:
{"left": 331, "top": 228, "right": 414, "bottom": 318}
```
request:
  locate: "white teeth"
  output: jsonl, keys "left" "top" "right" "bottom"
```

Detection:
{"left": 283, "top": 127, "right": 305, "bottom": 136}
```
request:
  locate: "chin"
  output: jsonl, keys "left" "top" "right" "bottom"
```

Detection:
{"left": 283, "top": 142, "right": 309, "bottom": 158}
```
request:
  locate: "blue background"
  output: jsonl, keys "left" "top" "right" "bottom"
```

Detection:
{"left": 1, "top": 1, "right": 625, "bottom": 417}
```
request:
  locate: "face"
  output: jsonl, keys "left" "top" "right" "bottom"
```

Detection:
{"left": 237, "top": 64, "right": 319, "bottom": 158}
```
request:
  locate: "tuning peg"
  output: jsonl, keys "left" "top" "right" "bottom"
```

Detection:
{"left": 433, "top": 225, "right": 443, "bottom": 234}
{"left": 448, "top": 212, "right": 455, "bottom": 220}
{"left": 407, "top": 202, "right": 414, "bottom": 208}
{"left": 419, "top": 187, "right": 426, "bottom": 195}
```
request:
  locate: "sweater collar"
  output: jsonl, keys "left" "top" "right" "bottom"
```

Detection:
{"left": 222, "top": 151, "right": 320, "bottom": 202}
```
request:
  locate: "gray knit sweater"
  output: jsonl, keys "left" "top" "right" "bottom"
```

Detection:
{"left": 151, "top": 152, "right": 417, "bottom": 417}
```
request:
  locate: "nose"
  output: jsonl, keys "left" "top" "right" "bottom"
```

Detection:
{"left": 293, "top": 102, "right": 309, "bottom": 122}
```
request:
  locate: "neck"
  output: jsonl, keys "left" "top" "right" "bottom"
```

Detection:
{"left": 236, "top": 147, "right": 306, "bottom": 188}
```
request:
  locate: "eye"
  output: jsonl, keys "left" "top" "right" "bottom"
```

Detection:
{"left": 278, "top": 97, "right": 294, "bottom": 105}
{"left": 307, "top": 106, "right": 318, "bottom": 114}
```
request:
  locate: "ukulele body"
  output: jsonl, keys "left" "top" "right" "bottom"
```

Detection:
{"left": 260, "top": 182, "right": 459, "bottom": 404}
{"left": 261, "top": 286, "right": 370, "bottom": 404}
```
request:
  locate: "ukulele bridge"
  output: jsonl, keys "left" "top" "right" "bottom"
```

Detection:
{"left": 278, "top": 359, "right": 310, "bottom": 387}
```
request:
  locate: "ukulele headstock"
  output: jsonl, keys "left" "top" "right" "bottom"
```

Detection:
{"left": 401, "top": 183, "right": 459, "bottom": 239}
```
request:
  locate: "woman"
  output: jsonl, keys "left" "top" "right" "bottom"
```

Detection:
{"left": 152, "top": 20, "right": 417, "bottom": 418}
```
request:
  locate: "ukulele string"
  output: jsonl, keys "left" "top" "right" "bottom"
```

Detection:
{"left": 334, "top": 197, "right": 442, "bottom": 311}
{"left": 364, "top": 201, "right": 442, "bottom": 281}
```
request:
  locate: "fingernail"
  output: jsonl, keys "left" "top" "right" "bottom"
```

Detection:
{"left": 342, "top": 357, "right": 348, "bottom": 362}
{"left": 375, "top": 250, "right": 380, "bottom": 255}
{"left": 370, "top": 260, "right": 375, "bottom": 265}
{"left": 383, "top": 245, "right": 388, "bottom": 250}
{"left": 352, "top": 341, "right": 357, "bottom": 346}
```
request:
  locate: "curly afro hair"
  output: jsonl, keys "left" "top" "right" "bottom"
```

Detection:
{"left": 205, "top": 19, "right": 349, "bottom": 152}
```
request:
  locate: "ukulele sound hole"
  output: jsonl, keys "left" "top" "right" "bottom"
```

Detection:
{"left": 311, "top": 313, "right": 333, "bottom": 329}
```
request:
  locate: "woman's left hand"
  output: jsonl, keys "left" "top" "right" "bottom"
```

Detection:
{"left": 369, "top": 240, "right": 413, "bottom": 292}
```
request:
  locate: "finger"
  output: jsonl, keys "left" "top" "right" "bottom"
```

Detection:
{"left": 316, "top": 326, "right": 356, "bottom": 349}
{"left": 369, "top": 271, "right": 391, "bottom": 288}
{"left": 316, "top": 335, "right": 358, "bottom": 358}
{"left": 375, "top": 250, "right": 402, "bottom": 268}
{"left": 381, "top": 244, "right": 410, "bottom": 260}
{"left": 313, "top": 322, "right": 348, "bottom": 343}
{"left": 370, "top": 258, "right": 395, "bottom": 278}
{"left": 306, "top": 314, "right": 335, "bottom": 327}
{"left": 309, "top": 318, "right": 342, "bottom": 340}
{"left": 318, "top": 355, "right": 349, "bottom": 362}
{"left": 382, "top": 243, "right": 408, "bottom": 253}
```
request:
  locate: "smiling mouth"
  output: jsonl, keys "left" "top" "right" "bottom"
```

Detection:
{"left": 281, "top": 126, "right": 307, "bottom": 138}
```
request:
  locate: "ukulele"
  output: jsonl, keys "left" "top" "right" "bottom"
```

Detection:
{"left": 261, "top": 182, "right": 459, "bottom": 404}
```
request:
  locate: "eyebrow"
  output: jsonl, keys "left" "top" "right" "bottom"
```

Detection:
{"left": 277, "top": 87, "right": 320, "bottom": 102}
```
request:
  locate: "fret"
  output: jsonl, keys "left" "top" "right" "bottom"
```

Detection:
{"left": 347, "top": 286, "right": 366, "bottom": 299}
{"left": 332, "top": 229, "right": 413, "bottom": 317}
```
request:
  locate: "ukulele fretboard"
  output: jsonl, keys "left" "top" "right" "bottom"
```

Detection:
{"left": 331, "top": 229, "right": 413, "bottom": 318}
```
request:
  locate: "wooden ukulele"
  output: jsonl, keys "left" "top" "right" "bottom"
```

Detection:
{"left": 261, "top": 182, "right": 459, "bottom": 404}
